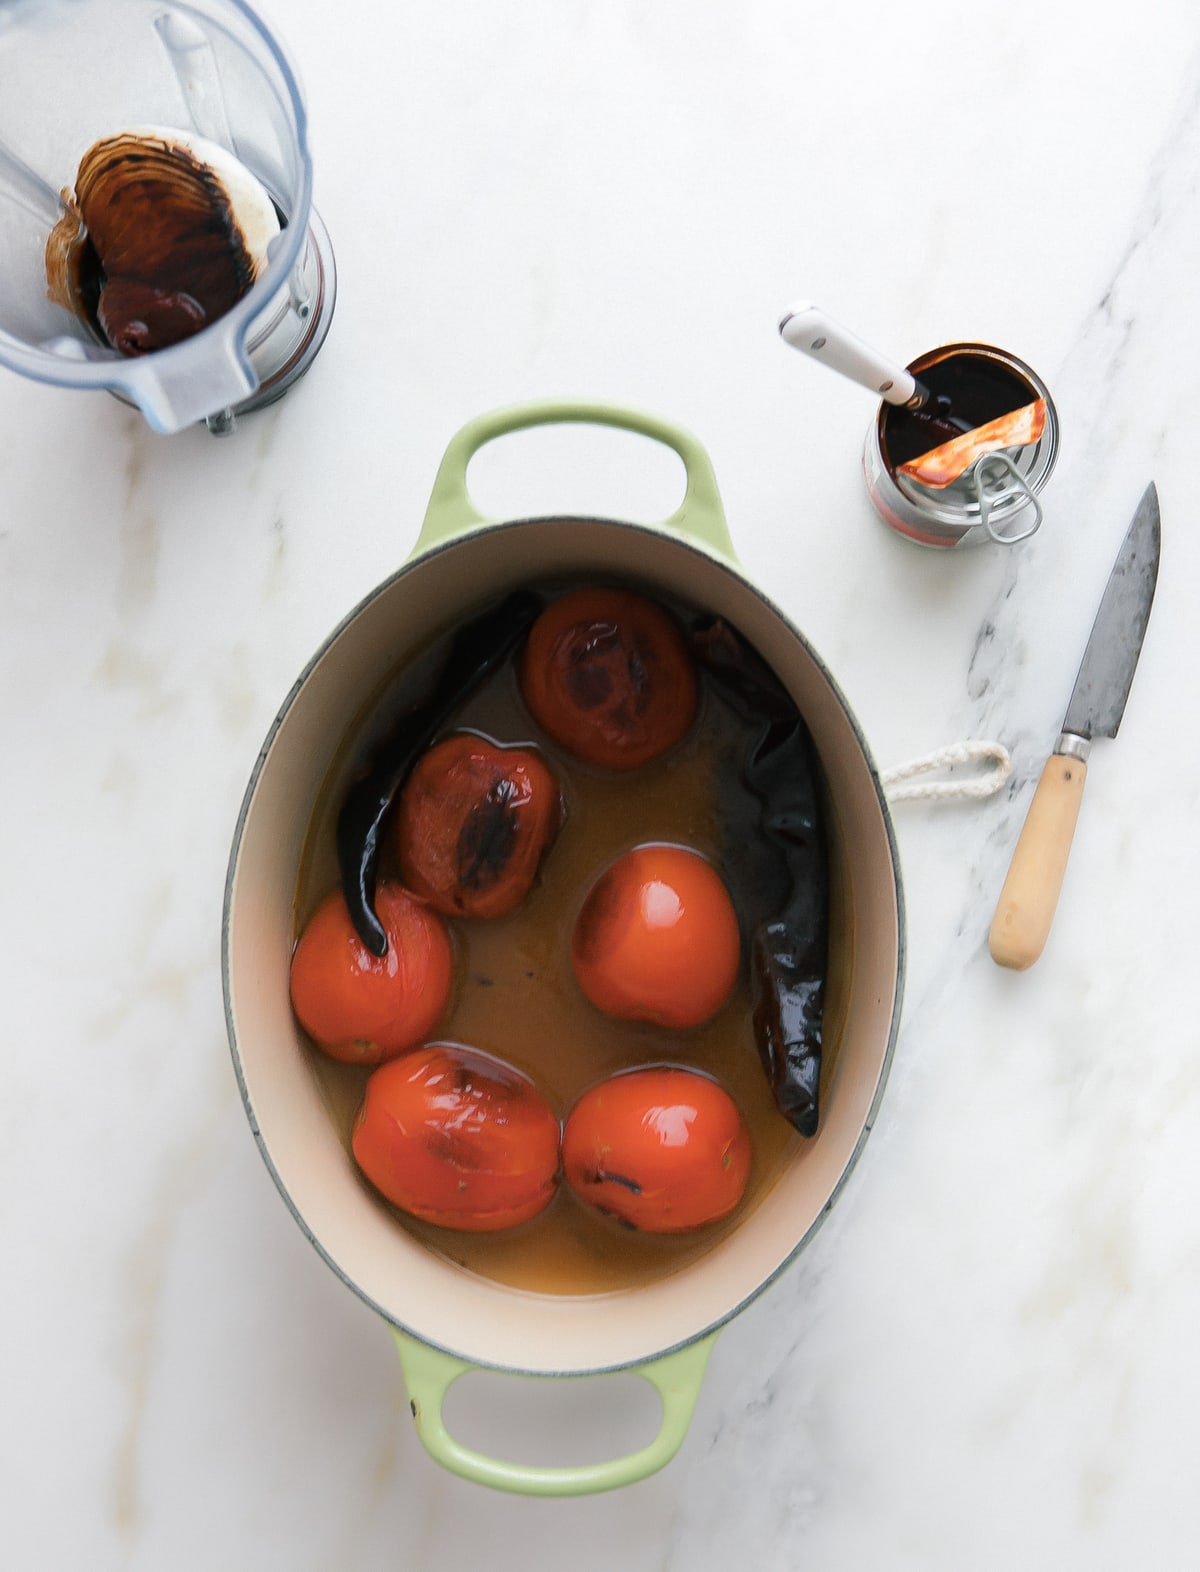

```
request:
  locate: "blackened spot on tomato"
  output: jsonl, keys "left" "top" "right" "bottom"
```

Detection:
{"left": 456, "top": 778, "right": 519, "bottom": 892}
{"left": 595, "top": 1168, "right": 642, "bottom": 1195}
{"left": 564, "top": 624, "right": 619, "bottom": 709}
{"left": 425, "top": 1129, "right": 486, "bottom": 1169}
{"left": 628, "top": 641, "right": 650, "bottom": 709}
{"left": 594, "top": 1205, "right": 639, "bottom": 1231}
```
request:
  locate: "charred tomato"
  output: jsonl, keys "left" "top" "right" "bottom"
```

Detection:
{"left": 352, "top": 1043, "right": 561, "bottom": 1231}
{"left": 519, "top": 587, "right": 697, "bottom": 770}
{"left": 395, "top": 733, "right": 561, "bottom": 919}
{"left": 563, "top": 1067, "right": 751, "bottom": 1233}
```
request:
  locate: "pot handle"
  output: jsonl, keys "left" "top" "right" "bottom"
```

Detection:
{"left": 391, "top": 1327, "right": 718, "bottom": 1497}
{"left": 413, "top": 399, "right": 737, "bottom": 562}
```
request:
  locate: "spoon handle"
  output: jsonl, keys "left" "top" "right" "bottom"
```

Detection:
{"left": 778, "top": 301, "right": 919, "bottom": 407}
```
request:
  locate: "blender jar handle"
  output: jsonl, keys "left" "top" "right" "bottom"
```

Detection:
{"left": 391, "top": 1328, "right": 718, "bottom": 1497}
{"left": 414, "top": 399, "right": 736, "bottom": 561}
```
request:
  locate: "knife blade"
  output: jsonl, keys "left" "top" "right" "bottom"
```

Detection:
{"left": 988, "top": 482, "right": 1161, "bottom": 969}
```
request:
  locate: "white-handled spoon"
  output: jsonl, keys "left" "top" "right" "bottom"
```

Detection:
{"left": 778, "top": 300, "right": 925, "bottom": 406}
{"left": 778, "top": 300, "right": 970, "bottom": 447}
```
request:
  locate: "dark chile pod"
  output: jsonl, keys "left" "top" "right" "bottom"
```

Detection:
{"left": 692, "top": 617, "right": 829, "bottom": 1138}
{"left": 336, "top": 589, "right": 543, "bottom": 956}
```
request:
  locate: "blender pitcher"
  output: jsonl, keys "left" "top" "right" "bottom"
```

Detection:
{"left": 0, "top": 0, "right": 336, "bottom": 433}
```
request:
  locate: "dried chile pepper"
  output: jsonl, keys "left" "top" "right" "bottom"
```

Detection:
{"left": 693, "top": 617, "right": 828, "bottom": 1137}
{"left": 336, "top": 588, "right": 543, "bottom": 956}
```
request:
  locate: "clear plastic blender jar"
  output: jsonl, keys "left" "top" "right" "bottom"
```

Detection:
{"left": 0, "top": 0, "right": 335, "bottom": 433}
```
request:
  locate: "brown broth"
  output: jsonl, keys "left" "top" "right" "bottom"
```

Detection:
{"left": 295, "top": 589, "right": 844, "bottom": 1297}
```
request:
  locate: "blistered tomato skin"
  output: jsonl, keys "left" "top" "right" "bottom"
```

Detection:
{"left": 519, "top": 588, "right": 698, "bottom": 770}
{"left": 352, "top": 1044, "right": 561, "bottom": 1231}
{"left": 572, "top": 845, "right": 741, "bottom": 1029}
{"left": 395, "top": 734, "right": 562, "bottom": 919}
{"left": 289, "top": 883, "right": 453, "bottom": 1065}
{"left": 563, "top": 1068, "right": 751, "bottom": 1233}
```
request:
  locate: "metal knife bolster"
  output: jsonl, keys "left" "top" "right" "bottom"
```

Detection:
{"left": 1055, "top": 732, "right": 1091, "bottom": 763}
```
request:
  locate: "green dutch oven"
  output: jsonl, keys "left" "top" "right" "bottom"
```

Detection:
{"left": 222, "top": 399, "right": 904, "bottom": 1495}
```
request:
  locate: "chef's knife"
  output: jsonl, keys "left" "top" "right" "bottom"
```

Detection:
{"left": 988, "top": 483, "right": 1160, "bottom": 969}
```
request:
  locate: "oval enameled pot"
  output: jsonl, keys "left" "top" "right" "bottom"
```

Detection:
{"left": 221, "top": 401, "right": 905, "bottom": 1492}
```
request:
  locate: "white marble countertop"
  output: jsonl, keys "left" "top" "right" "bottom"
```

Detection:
{"left": 4, "top": 1, "right": 1200, "bottom": 1565}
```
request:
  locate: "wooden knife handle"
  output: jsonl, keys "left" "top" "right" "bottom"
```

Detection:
{"left": 988, "top": 753, "right": 1088, "bottom": 970}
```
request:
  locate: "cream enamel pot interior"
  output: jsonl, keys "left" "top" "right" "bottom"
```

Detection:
{"left": 222, "top": 400, "right": 905, "bottom": 1496}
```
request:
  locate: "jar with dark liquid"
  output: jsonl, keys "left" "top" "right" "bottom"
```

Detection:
{"left": 864, "top": 343, "right": 1059, "bottom": 548}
